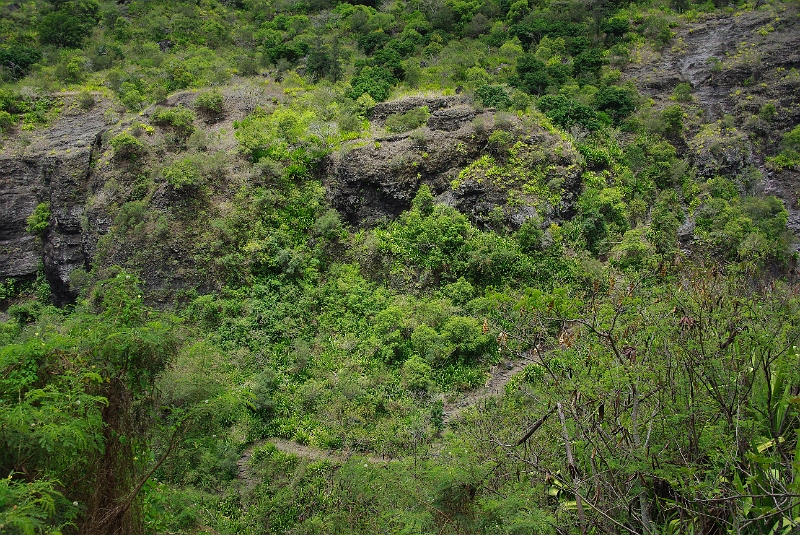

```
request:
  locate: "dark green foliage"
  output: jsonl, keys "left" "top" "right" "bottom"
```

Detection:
{"left": 593, "top": 85, "right": 636, "bottom": 123}
{"left": 516, "top": 217, "right": 545, "bottom": 253}
{"left": 0, "top": 44, "right": 42, "bottom": 78}
{"left": 373, "top": 46, "right": 405, "bottom": 79}
{"left": 513, "top": 54, "right": 550, "bottom": 94}
{"left": 306, "top": 36, "right": 343, "bottom": 82}
{"left": 538, "top": 94, "right": 601, "bottom": 130}
{"left": 572, "top": 48, "right": 606, "bottom": 80}
{"left": 349, "top": 65, "right": 395, "bottom": 101}
{"left": 39, "top": 0, "right": 101, "bottom": 48}
{"left": 475, "top": 84, "right": 511, "bottom": 109}
{"left": 357, "top": 31, "right": 391, "bottom": 54}
{"left": 25, "top": 202, "right": 51, "bottom": 238}
{"left": 602, "top": 16, "right": 629, "bottom": 43}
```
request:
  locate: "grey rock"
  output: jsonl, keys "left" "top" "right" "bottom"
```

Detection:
{"left": 0, "top": 102, "right": 107, "bottom": 304}
{"left": 370, "top": 96, "right": 465, "bottom": 123}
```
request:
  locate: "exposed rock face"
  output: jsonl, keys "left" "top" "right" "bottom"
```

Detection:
{"left": 324, "top": 105, "right": 493, "bottom": 227}
{"left": 624, "top": 7, "right": 800, "bottom": 128}
{"left": 325, "top": 98, "right": 585, "bottom": 229}
{"left": 0, "top": 100, "right": 107, "bottom": 304}
{"left": 623, "top": 4, "right": 800, "bottom": 246}
{"left": 370, "top": 95, "right": 466, "bottom": 123}
{"left": 0, "top": 158, "right": 43, "bottom": 279}
{"left": 427, "top": 106, "right": 476, "bottom": 132}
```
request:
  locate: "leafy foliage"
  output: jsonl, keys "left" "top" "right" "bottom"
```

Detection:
{"left": 385, "top": 106, "right": 430, "bottom": 133}
{"left": 1, "top": 0, "right": 798, "bottom": 533}
{"left": 26, "top": 202, "right": 51, "bottom": 238}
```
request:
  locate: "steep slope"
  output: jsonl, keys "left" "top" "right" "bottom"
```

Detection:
{"left": 623, "top": 3, "right": 800, "bottom": 231}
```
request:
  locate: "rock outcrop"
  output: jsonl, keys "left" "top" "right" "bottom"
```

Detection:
{"left": 324, "top": 101, "right": 494, "bottom": 227}
{"left": 0, "top": 102, "right": 108, "bottom": 304}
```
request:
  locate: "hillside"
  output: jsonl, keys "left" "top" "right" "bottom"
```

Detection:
{"left": 1, "top": 0, "right": 799, "bottom": 534}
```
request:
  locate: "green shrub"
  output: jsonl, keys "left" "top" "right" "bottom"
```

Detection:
{"left": 578, "top": 143, "right": 612, "bottom": 169}
{"left": 513, "top": 54, "right": 550, "bottom": 95}
{"left": 768, "top": 125, "right": 800, "bottom": 171}
{"left": 0, "top": 110, "right": 14, "bottom": 132}
{"left": 487, "top": 129, "right": 515, "bottom": 154}
{"left": 661, "top": 104, "right": 684, "bottom": 138}
{"left": 0, "top": 44, "right": 42, "bottom": 78}
{"left": 349, "top": 66, "right": 395, "bottom": 101}
{"left": 77, "top": 90, "right": 95, "bottom": 110}
{"left": 150, "top": 106, "right": 196, "bottom": 138}
{"left": 195, "top": 91, "right": 224, "bottom": 115}
{"left": 38, "top": 0, "right": 100, "bottom": 49}
{"left": 609, "top": 228, "right": 656, "bottom": 270}
{"left": 384, "top": 106, "right": 430, "bottom": 133}
{"left": 162, "top": 158, "right": 203, "bottom": 191}
{"left": 672, "top": 82, "right": 693, "bottom": 102}
{"left": 401, "top": 355, "right": 434, "bottom": 395}
{"left": 594, "top": 85, "right": 636, "bottom": 123}
{"left": 475, "top": 84, "right": 511, "bottom": 109}
{"left": 26, "top": 202, "right": 51, "bottom": 237}
{"left": 114, "top": 200, "right": 146, "bottom": 232}
{"left": 110, "top": 131, "right": 145, "bottom": 159}
{"left": 758, "top": 102, "right": 776, "bottom": 122}
{"left": 538, "top": 94, "right": 600, "bottom": 131}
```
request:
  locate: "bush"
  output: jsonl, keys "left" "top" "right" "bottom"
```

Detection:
{"left": 151, "top": 106, "right": 196, "bottom": 138}
{"left": 77, "top": 91, "right": 95, "bottom": 110}
{"left": 39, "top": 0, "right": 100, "bottom": 49}
{"left": 609, "top": 228, "right": 656, "bottom": 270}
{"left": 513, "top": 54, "right": 550, "bottom": 94}
{"left": 110, "top": 131, "right": 145, "bottom": 159}
{"left": 672, "top": 82, "right": 692, "bottom": 102}
{"left": 768, "top": 125, "right": 800, "bottom": 171}
{"left": 114, "top": 200, "right": 146, "bottom": 232}
{"left": 593, "top": 85, "right": 636, "bottom": 123}
{"left": 475, "top": 84, "right": 511, "bottom": 109}
{"left": 0, "top": 44, "right": 42, "bottom": 78}
{"left": 384, "top": 106, "right": 430, "bottom": 133}
{"left": 538, "top": 94, "right": 600, "bottom": 131}
{"left": 162, "top": 158, "right": 203, "bottom": 192}
{"left": 349, "top": 66, "right": 395, "bottom": 102}
{"left": 195, "top": 91, "right": 224, "bottom": 115}
{"left": 401, "top": 356, "right": 434, "bottom": 395}
{"left": 0, "top": 110, "right": 14, "bottom": 132}
{"left": 26, "top": 202, "right": 51, "bottom": 237}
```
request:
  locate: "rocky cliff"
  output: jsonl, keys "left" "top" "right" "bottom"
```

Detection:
{"left": 0, "top": 102, "right": 108, "bottom": 305}
{"left": 623, "top": 5, "right": 800, "bottom": 231}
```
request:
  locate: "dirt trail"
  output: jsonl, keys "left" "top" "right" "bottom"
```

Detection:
{"left": 236, "top": 356, "right": 535, "bottom": 485}
{"left": 442, "top": 356, "right": 535, "bottom": 424}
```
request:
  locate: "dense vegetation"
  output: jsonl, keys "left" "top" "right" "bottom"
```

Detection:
{"left": 1, "top": 0, "right": 799, "bottom": 533}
